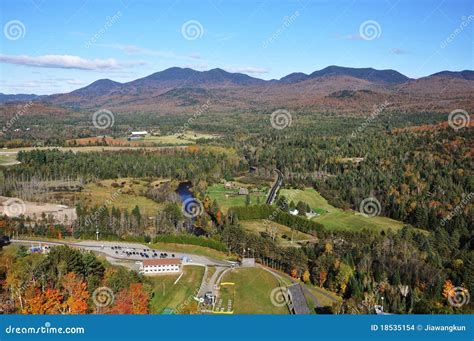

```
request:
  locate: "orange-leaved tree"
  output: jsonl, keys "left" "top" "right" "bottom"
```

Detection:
{"left": 22, "top": 286, "right": 63, "bottom": 314}
{"left": 61, "top": 272, "right": 89, "bottom": 314}
{"left": 110, "top": 283, "right": 149, "bottom": 314}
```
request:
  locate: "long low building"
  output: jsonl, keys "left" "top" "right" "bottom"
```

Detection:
{"left": 140, "top": 258, "right": 182, "bottom": 274}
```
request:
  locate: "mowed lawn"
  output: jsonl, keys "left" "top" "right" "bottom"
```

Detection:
{"left": 279, "top": 188, "right": 336, "bottom": 213}
{"left": 141, "top": 132, "right": 219, "bottom": 145}
{"left": 207, "top": 183, "right": 267, "bottom": 212}
{"left": 221, "top": 268, "right": 289, "bottom": 314}
{"left": 149, "top": 265, "right": 205, "bottom": 314}
{"left": 303, "top": 284, "right": 342, "bottom": 310}
{"left": 149, "top": 242, "right": 229, "bottom": 261}
{"left": 240, "top": 219, "right": 315, "bottom": 246}
{"left": 314, "top": 210, "right": 406, "bottom": 232}
{"left": 280, "top": 188, "right": 407, "bottom": 232}
{"left": 0, "top": 153, "right": 19, "bottom": 166}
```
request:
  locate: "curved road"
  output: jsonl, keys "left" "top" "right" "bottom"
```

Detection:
{"left": 266, "top": 169, "right": 283, "bottom": 205}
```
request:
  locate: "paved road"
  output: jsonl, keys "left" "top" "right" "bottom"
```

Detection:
{"left": 11, "top": 239, "right": 232, "bottom": 268}
{"left": 266, "top": 169, "right": 283, "bottom": 205}
{"left": 197, "top": 266, "right": 232, "bottom": 297}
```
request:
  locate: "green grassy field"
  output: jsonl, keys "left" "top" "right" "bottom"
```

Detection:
{"left": 214, "top": 283, "right": 235, "bottom": 313}
{"left": 303, "top": 284, "right": 342, "bottom": 309}
{"left": 314, "top": 210, "right": 406, "bottom": 231}
{"left": 279, "top": 188, "right": 337, "bottom": 213}
{"left": 137, "top": 132, "right": 219, "bottom": 145}
{"left": 279, "top": 188, "right": 407, "bottom": 232}
{"left": 220, "top": 268, "right": 289, "bottom": 314}
{"left": 149, "top": 242, "right": 229, "bottom": 261}
{"left": 207, "top": 183, "right": 267, "bottom": 212}
{"left": 240, "top": 219, "right": 315, "bottom": 246}
{"left": 0, "top": 153, "right": 20, "bottom": 166}
{"left": 149, "top": 265, "right": 205, "bottom": 314}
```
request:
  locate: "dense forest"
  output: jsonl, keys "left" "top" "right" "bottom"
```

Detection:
{"left": 0, "top": 149, "right": 238, "bottom": 191}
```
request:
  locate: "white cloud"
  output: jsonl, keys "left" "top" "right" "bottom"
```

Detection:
{"left": 0, "top": 54, "right": 145, "bottom": 70}
{"left": 336, "top": 33, "right": 364, "bottom": 40}
{"left": 95, "top": 43, "right": 203, "bottom": 61}
{"left": 66, "top": 79, "right": 86, "bottom": 85}
{"left": 390, "top": 48, "right": 406, "bottom": 55}
{"left": 224, "top": 66, "right": 270, "bottom": 75}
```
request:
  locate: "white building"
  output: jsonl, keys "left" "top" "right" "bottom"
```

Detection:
{"left": 289, "top": 209, "right": 299, "bottom": 216}
{"left": 128, "top": 131, "right": 148, "bottom": 141}
{"left": 140, "top": 258, "right": 182, "bottom": 274}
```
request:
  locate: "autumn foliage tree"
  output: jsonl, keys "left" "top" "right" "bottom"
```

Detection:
{"left": 22, "top": 286, "right": 63, "bottom": 314}
{"left": 302, "top": 270, "right": 310, "bottom": 283}
{"left": 110, "top": 283, "right": 149, "bottom": 314}
{"left": 61, "top": 272, "right": 89, "bottom": 314}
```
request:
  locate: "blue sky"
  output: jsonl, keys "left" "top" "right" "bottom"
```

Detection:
{"left": 0, "top": 0, "right": 472, "bottom": 94}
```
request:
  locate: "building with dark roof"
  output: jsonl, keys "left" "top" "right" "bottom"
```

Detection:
{"left": 287, "top": 284, "right": 311, "bottom": 314}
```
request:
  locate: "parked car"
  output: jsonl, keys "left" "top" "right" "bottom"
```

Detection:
{"left": 1, "top": 236, "right": 10, "bottom": 246}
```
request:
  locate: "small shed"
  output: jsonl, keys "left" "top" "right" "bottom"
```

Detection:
{"left": 238, "top": 187, "right": 249, "bottom": 195}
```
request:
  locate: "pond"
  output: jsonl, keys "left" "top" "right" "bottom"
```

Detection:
{"left": 176, "top": 181, "right": 194, "bottom": 201}
{"left": 176, "top": 181, "right": 207, "bottom": 237}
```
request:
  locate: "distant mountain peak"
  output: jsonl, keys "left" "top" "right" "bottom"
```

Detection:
{"left": 279, "top": 72, "right": 308, "bottom": 83}
{"left": 429, "top": 70, "right": 474, "bottom": 81}
{"left": 128, "top": 67, "right": 266, "bottom": 87}
{"left": 308, "top": 65, "right": 411, "bottom": 84}
{"left": 70, "top": 78, "right": 122, "bottom": 96}
{"left": 278, "top": 65, "right": 411, "bottom": 85}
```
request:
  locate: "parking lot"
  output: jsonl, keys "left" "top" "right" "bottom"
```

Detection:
{"left": 109, "top": 245, "right": 177, "bottom": 260}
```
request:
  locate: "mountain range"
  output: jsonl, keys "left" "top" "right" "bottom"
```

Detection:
{"left": 1, "top": 66, "right": 473, "bottom": 114}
